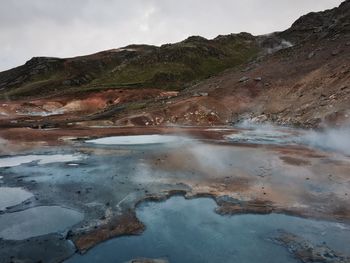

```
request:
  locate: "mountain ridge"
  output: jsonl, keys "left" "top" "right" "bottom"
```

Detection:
{"left": 0, "top": 0, "right": 349, "bottom": 128}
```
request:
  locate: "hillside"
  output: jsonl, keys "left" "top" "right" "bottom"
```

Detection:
{"left": 0, "top": 33, "right": 259, "bottom": 99}
{"left": 0, "top": 0, "right": 349, "bottom": 128}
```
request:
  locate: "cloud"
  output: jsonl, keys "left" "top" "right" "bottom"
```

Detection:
{"left": 0, "top": 0, "right": 344, "bottom": 71}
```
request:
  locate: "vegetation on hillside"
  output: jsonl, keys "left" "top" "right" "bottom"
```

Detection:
{"left": 0, "top": 33, "right": 260, "bottom": 99}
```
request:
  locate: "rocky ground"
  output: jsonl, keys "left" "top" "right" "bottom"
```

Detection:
{"left": 275, "top": 231, "right": 350, "bottom": 263}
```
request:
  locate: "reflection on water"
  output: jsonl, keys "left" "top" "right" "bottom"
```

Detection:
{"left": 67, "top": 197, "right": 350, "bottom": 263}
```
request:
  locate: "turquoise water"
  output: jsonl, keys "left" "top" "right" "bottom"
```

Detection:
{"left": 66, "top": 197, "right": 350, "bottom": 263}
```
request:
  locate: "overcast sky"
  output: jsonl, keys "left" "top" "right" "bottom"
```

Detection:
{"left": 0, "top": 0, "right": 344, "bottom": 71}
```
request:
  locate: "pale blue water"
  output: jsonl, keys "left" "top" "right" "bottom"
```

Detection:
{"left": 66, "top": 196, "right": 350, "bottom": 263}
{"left": 0, "top": 206, "right": 84, "bottom": 240}
{"left": 86, "top": 135, "right": 189, "bottom": 145}
{"left": 0, "top": 187, "right": 33, "bottom": 210}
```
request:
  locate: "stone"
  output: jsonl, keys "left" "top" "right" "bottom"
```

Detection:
{"left": 308, "top": 51, "right": 315, "bottom": 59}
{"left": 241, "top": 66, "right": 252, "bottom": 72}
{"left": 239, "top": 76, "right": 249, "bottom": 83}
{"left": 331, "top": 50, "right": 340, "bottom": 56}
{"left": 275, "top": 231, "right": 350, "bottom": 263}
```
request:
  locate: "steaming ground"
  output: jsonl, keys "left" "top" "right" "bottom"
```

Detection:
{"left": 232, "top": 121, "right": 350, "bottom": 155}
{"left": 299, "top": 126, "right": 350, "bottom": 156}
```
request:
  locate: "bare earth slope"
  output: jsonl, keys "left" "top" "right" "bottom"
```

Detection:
{"left": 0, "top": 0, "right": 349, "bottom": 128}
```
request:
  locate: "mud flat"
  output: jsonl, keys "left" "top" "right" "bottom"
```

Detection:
{"left": 0, "top": 126, "right": 348, "bottom": 262}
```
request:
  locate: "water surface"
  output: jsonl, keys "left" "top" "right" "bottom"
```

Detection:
{"left": 67, "top": 197, "right": 350, "bottom": 263}
{"left": 0, "top": 187, "right": 33, "bottom": 210}
{"left": 86, "top": 135, "right": 188, "bottom": 145}
{"left": 0, "top": 154, "right": 84, "bottom": 168}
{"left": 0, "top": 206, "right": 84, "bottom": 240}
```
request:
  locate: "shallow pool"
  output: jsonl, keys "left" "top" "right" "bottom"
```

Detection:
{"left": 0, "top": 206, "right": 84, "bottom": 240}
{"left": 0, "top": 154, "right": 85, "bottom": 168}
{"left": 0, "top": 187, "right": 33, "bottom": 211}
{"left": 86, "top": 135, "right": 189, "bottom": 145}
{"left": 66, "top": 197, "right": 350, "bottom": 263}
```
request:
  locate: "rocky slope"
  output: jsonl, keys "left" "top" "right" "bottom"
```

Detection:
{"left": 0, "top": 0, "right": 349, "bottom": 128}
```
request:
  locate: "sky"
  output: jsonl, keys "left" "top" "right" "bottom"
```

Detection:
{"left": 0, "top": 0, "right": 344, "bottom": 72}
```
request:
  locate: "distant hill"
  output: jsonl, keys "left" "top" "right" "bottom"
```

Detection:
{"left": 0, "top": 0, "right": 349, "bottom": 128}
{"left": 0, "top": 32, "right": 260, "bottom": 99}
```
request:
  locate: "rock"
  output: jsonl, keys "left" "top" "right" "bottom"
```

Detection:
{"left": 239, "top": 76, "right": 249, "bottom": 83}
{"left": 193, "top": 92, "right": 209, "bottom": 97}
{"left": 62, "top": 80, "right": 72, "bottom": 85}
{"left": 254, "top": 77, "right": 262, "bottom": 81}
{"left": 251, "top": 114, "right": 268, "bottom": 123}
{"left": 241, "top": 66, "right": 252, "bottom": 72}
{"left": 331, "top": 50, "right": 340, "bottom": 56}
{"left": 308, "top": 51, "right": 315, "bottom": 59}
{"left": 313, "top": 27, "right": 323, "bottom": 33}
{"left": 275, "top": 231, "right": 350, "bottom": 263}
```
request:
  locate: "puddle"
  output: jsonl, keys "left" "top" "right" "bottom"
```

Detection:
{"left": 0, "top": 187, "right": 33, "bottom": 210}
{"left": 86, "top": 135, "right": 188, "bottom": 145}
{"left": 0, "top": 154, "right": 84, "bottom": 168}
{"left": 0, "top": 206, "right": 83, "bottom": 240}
{"left": 66, "top": 197, "right": 350, "bottom": 263}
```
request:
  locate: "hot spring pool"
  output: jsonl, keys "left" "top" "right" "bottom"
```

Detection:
{"left": 66, "top": 196, "right": 350, "bottom": 263}
{"left": 86, "top": 135, "right": 189, "bottom": 146}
